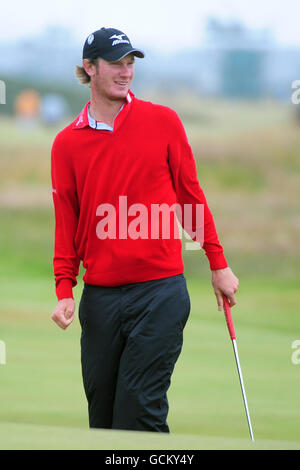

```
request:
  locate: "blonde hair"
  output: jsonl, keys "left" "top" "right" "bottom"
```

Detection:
{"left": 74, "top": 58, "right": 99, "bottom": 87}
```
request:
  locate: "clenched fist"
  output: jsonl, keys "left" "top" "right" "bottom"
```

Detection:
{"left": 51, "top": 298, "right": 75, "bottom": 330}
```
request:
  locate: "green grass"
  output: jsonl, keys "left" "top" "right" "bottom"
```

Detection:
{"left": 0, "top": 275, "right": 299, "bottom": 449}
{"left": 1, "top": 422, "right": 300, "bottom": 450}
{"left": 0, "top": 98, "right": 300, "bottom": 449}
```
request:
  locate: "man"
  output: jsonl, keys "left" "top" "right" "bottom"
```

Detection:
{"left": 51, "top": 27, "right": 239, "bottom": 432}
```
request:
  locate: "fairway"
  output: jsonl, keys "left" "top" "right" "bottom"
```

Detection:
{"left": 1, "top": 277, "right": 300, "bottom": 450}
{"left": 1, "top": 421, "right": 300, "bottom": 450}
{"left": 1, "top": 99, "right": 300, "bottom": 451}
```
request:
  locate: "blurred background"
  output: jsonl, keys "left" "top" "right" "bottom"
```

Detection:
{"left": 0, "top": 0, "right": 300, "bottom": 449}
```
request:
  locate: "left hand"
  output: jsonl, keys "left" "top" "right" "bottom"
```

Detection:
{"left": 211, "top": 267, "right": 239, "bottom": 311}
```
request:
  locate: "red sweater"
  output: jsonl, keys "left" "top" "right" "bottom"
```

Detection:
{"left": 51, "top": 91, "right": 227, "bottom": 300}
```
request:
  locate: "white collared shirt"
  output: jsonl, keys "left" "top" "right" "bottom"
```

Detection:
{"left": 87, "top": 92, "right": 132, "bottom": 131}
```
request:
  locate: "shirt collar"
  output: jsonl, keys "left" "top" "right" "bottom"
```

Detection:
{"left": 87, "top": 105, "right": 115, "bottom": 131}
{"left": 72, "top": 90, "right": 133, "bottom": 130}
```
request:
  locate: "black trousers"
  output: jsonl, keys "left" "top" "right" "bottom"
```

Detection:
{"left": 78, "top": 274, "right": 191, "bottom": 432}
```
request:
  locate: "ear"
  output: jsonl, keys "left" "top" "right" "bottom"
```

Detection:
{"left": 82, "top": 59, "right": 96, "bottom": 78}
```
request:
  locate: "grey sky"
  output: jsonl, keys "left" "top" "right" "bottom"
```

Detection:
{"left": 1, "top": 0, "right": 300, "bottom": 52}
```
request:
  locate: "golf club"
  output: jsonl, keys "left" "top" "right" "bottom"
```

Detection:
{"left": 222, "top": 295, "right": 255, "bottom": 442}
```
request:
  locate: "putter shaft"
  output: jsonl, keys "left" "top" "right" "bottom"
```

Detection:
{"left": 223, "top": 296, "right": 255, "bottom": 442}
{"left": 232, "top": 338, "right": 255, "bottom": 442}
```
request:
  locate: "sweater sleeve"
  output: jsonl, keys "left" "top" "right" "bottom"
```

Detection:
{"left": 51, "top": 133, "right": 81, "bottom": 300}
{"left": 167, "top": 110, "right": 228, "bottom": 270}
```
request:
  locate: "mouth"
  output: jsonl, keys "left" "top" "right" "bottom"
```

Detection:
{"left": 114, "top": 81, "right": 129, "bottom": 88}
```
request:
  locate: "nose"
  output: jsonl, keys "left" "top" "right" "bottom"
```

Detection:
{"left": 119, "top": 63, "right": 133, "bottom": 78}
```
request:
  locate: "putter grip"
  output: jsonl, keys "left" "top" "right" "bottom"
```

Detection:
{"left": 223, "top": 295, "right": 236, "bottom": 340}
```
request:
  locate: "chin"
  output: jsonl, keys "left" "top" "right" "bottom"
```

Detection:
{"left": 110, "top": 86, "right": 129, "bottom": 100}
{"left": 116, "top": 90, "right": 129, "bottom": 99}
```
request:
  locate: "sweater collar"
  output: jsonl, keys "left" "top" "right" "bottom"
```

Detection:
{"left": 72, "top": 90, "right": 134, "bottom": 130}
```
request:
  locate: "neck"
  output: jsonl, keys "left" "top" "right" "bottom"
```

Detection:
{"left": 89, "top": 89, "right": 127, "bottom": 127}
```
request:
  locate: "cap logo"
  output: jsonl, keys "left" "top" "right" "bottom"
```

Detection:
{"left": 87, "top": 34, "right": 94, "bottom": 45}
{"left": 109, "top": 33, "right": 130, "bottom": 46}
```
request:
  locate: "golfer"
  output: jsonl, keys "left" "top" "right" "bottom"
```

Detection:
{"left": 51, "top": 27, "right": 239, "bottom": 432}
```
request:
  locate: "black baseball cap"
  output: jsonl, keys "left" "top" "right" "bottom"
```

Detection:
{"left": 82, "top": 27, "right": 145, "bottom": 62}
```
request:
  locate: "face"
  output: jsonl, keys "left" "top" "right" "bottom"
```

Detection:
{"left": 85, "top": 54, "right": 135, "bottom": 101}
